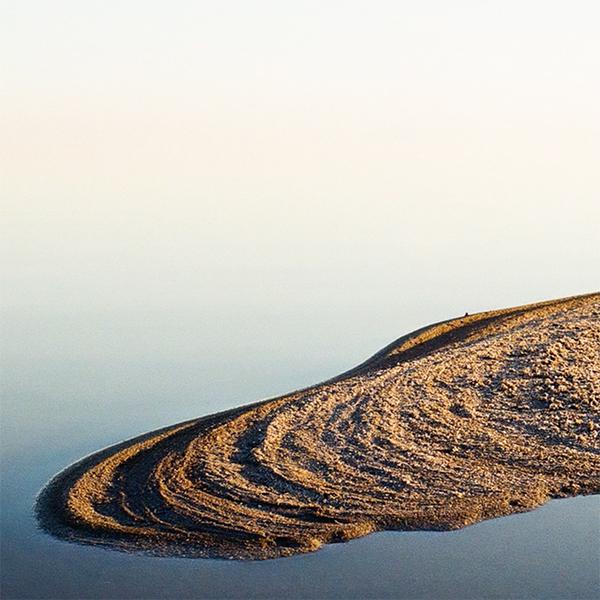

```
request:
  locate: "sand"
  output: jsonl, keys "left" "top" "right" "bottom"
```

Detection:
{"left": 37, "top": 293, "right": 600, "bottom": 559}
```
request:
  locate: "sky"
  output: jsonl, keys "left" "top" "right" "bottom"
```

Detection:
{"left": 1, "top": 1, "right": 599, "bottom": 360}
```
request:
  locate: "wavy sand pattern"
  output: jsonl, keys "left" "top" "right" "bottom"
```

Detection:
{"left": 37, "top": 294, "right": 600, "bottom": 559}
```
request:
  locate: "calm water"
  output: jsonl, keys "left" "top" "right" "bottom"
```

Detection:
{"left": 1, "top": 306, "right": 599, "bottom": 599}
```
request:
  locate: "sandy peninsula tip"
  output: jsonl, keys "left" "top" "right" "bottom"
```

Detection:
{"left": 37, "top": 293, "right": 600, "bottom": 559}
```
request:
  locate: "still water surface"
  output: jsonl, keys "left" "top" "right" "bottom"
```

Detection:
{"left": 1, "top": 307, "right": 598, "bottom": 599}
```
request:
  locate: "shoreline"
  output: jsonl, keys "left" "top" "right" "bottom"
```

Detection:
{"left": 36, "top": 292, "right": 600, "bottom": 559}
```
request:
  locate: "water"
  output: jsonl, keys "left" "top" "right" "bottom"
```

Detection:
{"left": 1, "top": 306, "right": 599, "bottom": 599}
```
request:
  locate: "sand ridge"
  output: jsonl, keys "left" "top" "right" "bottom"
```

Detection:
{"left": 37, "top": 293, "right": 600, "bottom": 559}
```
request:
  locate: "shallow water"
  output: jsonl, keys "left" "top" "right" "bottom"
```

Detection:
{"left": 2, "top": 307, "right": 599, "bottom": 599}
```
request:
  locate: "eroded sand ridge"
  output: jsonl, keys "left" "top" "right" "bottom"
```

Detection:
{"left": 37, "top": 294, "right": 600, "bottom": 559}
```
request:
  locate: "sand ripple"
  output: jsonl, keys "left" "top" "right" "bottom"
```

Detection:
{"left": 37, "top": 294, "right": 600, "bottom": 559}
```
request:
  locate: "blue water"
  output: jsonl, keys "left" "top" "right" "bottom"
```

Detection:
{"left": 1, "top": 307, "right": 599, "bottom": 599}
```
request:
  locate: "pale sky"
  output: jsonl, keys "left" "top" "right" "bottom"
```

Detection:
{"left": 2, "top": 1, "right": 599, "bottom": 318}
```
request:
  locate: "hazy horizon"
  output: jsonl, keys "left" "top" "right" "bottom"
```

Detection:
{"left": 2, "top": 1, "right": 599, "bottom": 366}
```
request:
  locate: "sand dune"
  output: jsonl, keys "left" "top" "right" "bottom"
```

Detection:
{"left": 37, "top": 294, "right": 600, "bottom": 559}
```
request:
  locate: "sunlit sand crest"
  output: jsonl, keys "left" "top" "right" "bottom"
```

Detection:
{"left": 37, "top": 293, "right": 600, "bottom": 559}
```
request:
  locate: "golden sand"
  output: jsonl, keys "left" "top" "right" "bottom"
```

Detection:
{"left": 37, "top": 294, "right": 600, "bottom": 559}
